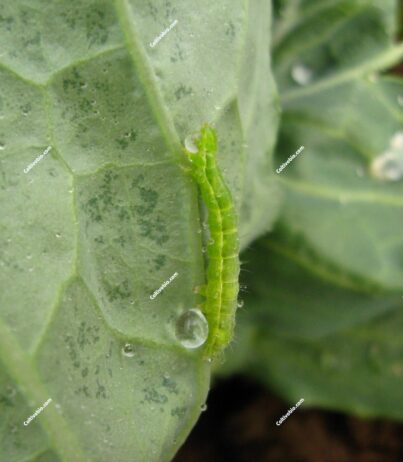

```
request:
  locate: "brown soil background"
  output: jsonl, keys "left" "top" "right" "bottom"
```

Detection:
{"left": 173, "top": 376, "right": 403, "bottom": 462}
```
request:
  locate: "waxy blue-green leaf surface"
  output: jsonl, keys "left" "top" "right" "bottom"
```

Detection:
{"left": 0, "top": 1, "right": 280, "bottom": 461}
{"left": 271, "top": 0, "right": 403, "bottom": 288}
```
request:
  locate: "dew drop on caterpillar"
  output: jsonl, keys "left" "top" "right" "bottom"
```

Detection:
{"left": 183, "top": 124, "right": 240, "bottom": 358}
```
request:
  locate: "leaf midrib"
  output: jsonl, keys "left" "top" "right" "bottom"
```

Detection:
{"left": 114, "top": 0, "right": 183, "bottom": 161}
{"left": 281, "top": 43, "right": 403, "bottom": 103}
{"left": 279, "top": 176, "right": 403, "bottom": 207}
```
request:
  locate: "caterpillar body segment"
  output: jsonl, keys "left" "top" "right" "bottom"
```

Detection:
{"left": 183, "top": 124, "right": 240, "bottom": 358}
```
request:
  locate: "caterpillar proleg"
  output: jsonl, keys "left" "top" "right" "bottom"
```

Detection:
{"left": 183, "top": 124, "right": 240, "bottom": 358}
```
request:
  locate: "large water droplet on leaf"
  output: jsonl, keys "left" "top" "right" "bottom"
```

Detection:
{"left": 184, "top": 134, "right": 199, "bottom": 153}
{"left": 291, "top": 63, "right": 313, "bottom": 85}
{"left": 122, "top": 343, "right": 136, "bottom": 357}
{"left": 175, "top": 308, "right": 208, "bottom": 349}
{"left": 370, "top": 132, "right": 403, "bottom": 181}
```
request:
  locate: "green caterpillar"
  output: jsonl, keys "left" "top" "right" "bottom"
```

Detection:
{"left": 183, "top": 124, "right": 240, "bottom": 358}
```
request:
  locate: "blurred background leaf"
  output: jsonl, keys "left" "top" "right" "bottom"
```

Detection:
{"left": 220, "top": 0, "right": 403, "bottom": 421}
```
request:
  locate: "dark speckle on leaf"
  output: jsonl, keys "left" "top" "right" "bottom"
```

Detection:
{"left": 134, "top": 187, "right": 158, "bottom": 215}
{"left": 143, "top": 388, "right": 168, "bottom": 404}
{"left": 174, "top": 85, "right": 192, "bottom": 100}
{"left": 96, "top": 379, "right": 107, "bottom": 399}
{"left": 153, "top": 255, "right": 166, "bottom": 271}
{"left": 86, "top": 9, "right": 109, "bottom": 47}
{"left": 104, "top": 278, "right": 131, "bottom": 302}
{"left": 171, "top": 406, "right": 187, "bottom": 418}
{"left": 225, "top": 21, "right": 236, "bottom": 39}
{"left": 162, "top": 376, "right": 179, "bottom": 394}
{"left": 138, "top": 216, "right": 169, "bottom": 245}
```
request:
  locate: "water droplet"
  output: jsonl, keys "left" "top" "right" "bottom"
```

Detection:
{"left": 237, "top": 300, "right": 244, "bottom": 308}
{"left": 55, "top": 233, "right": 61, "bottom": 238}
{"left": 175, "top": 308, "right": 209, "bottom": 349}
{"left": 28, "top": 267, "right": 34, "bottom": 272}
{"left": 214, "top": 105, "right": 221, "bottom": 110}
{"left": 26, "top": 254, "right": 32, "bottom": 260}
{"left": 202, "top": 222, "right": 208, "bottom": 230}
{"left": 122, "top": 343, "right": 135, "bottom": 357}
{"left": 184, "top": 134, "right": 199, "bottom": 154}
{"left": 398, "top": 95, "right": 403, "bottom": 106}
{"left": 129, "top": 299, "right": 134, "bottom": 305}
{"left": 371, "top": 131, "right": 403, "bottom": 181}
{"left": 197, "top": 229, "right": 202, "bottom": 234}
{"left": 0, "top": 142, "right": 5, "bottom": 150}
{"left": 390, "top": 131, "right": 403, "bottom": 150}
{"left": 291, "top": 63, "right": 313, "bottom": 85}
{"left": 372, "top": 154, "right": 403, "bottom": 180}
{"left": 200, "top": 403, "right": 207, "bottom": 412}
{"left": 201, "top": 246, "right": 207, "bottom": 253}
